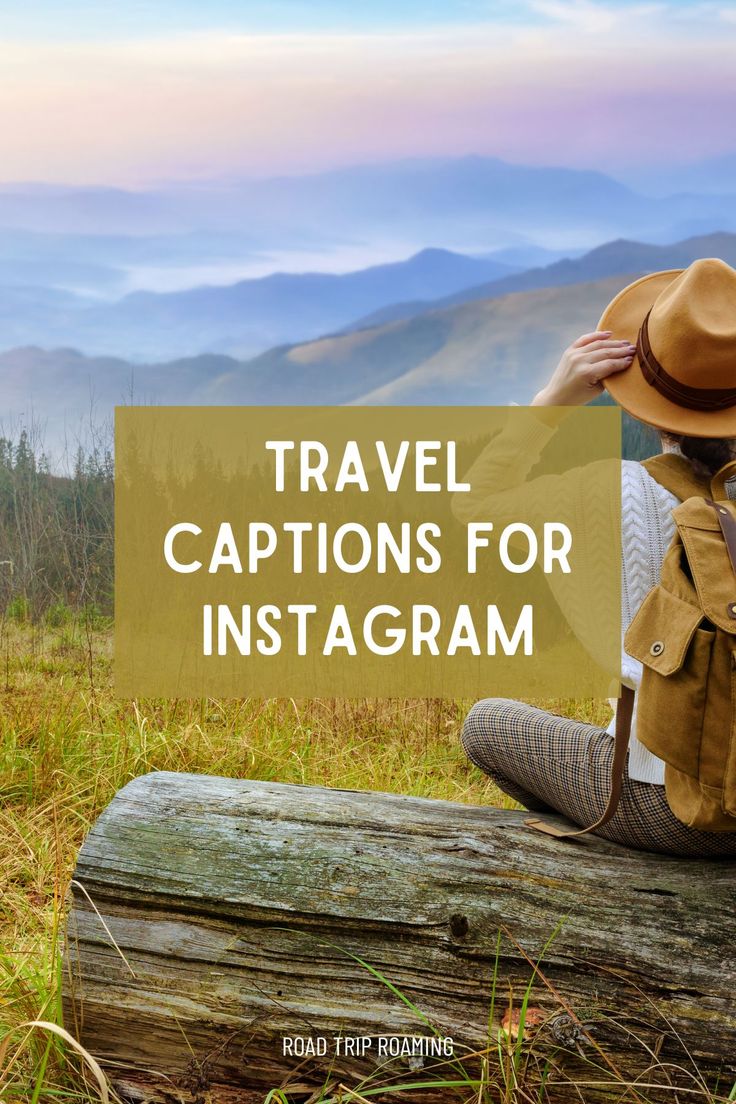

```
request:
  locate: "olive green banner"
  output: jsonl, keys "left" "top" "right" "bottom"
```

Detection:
{"left": 115, "top": 406, "right": 621, "bottom": 698}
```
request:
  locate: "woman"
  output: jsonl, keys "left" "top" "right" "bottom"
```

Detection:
{"left": 460, "top": 256, "right": 736, "bottom": 857}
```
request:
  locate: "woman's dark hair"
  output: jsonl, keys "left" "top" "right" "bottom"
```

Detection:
{"left": 661, "top": 433, "right": 736, "bottom": 479}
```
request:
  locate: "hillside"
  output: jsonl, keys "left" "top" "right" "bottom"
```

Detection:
{"left": 351, "top": 232, "right": 736, "bottom": 328}
{"left": 0, "top": 273, "right": 639, "bottom": 455}
{"left": 0, "top": 346, "right": 240, "bottom": 454}
{"left": 220, "top": 273, "right": 640, "bottom": 406}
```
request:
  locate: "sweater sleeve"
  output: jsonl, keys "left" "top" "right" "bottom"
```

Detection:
{"left": 451, "top": 408, "right": 559, "bottom": 527}
{"left": 451, "top": 409, "right": 621, "bottom": 679}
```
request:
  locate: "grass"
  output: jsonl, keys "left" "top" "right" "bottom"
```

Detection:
{"left": 0, "top": 619, "right": 530, "bottom": 1103}
{"left": 2, "top": 621, "right": 730, "bottom": 1103}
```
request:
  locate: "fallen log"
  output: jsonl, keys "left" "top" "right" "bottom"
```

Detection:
{"left": 63, "top": 771, "right": 736, "bottom": 1103}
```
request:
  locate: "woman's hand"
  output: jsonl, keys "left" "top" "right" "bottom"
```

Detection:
{"left": 532, "top": 331, "right": 637, "bottom": 406}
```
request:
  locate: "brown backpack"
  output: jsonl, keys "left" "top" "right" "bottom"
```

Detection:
{"left": 529, "top": 453, "right": 736, "bottom": 839}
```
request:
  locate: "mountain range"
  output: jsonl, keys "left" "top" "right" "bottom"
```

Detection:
{"left": 0, "top": 273, "right": 646, "bottom": 464}
{"left": 19, "top": 247, "right": 515, "bottom": 362}
{"left": 3, "top": 228, "right": 736, "bottom": 461}
{"left": 614, "top": 153, "right": 736, "bottom": 198}
{"left": 349, "top": 231, "right": 736, "bottom": 328}
{"left": 1, "top": 154, "right": 735, "bottom": 314}
{"left": 2, "top": 157, "right": 735, "bottom": 246}
{"left": 3, "top": 229, "right": 736, "bottom": 364}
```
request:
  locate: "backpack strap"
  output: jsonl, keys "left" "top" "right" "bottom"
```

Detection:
{"left": 641, "top": 452, "right": 710, "bottom": 501}
{"left": 647, "top": 455, "right": 736, "bottom": 574}
{"left": 526, "top": 685, "right": 635, "bottom": 840}
{"left": 710, "top": 459, "right": 736, "bottom": 502}
{"left": 707, "top": 498, "right": 736, "bottom": 579}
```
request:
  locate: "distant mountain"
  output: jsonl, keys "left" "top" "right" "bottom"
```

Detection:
{"left": 0, "top": 248, "right": 517, "bottom": 360}
{"left": 7, "top": 228, "right": 736, "bottom": 363}
{"left": 8, "top": 228, "right": 736, "bottom": 456}
{"left": 0, "top": 227, "right": 270, "bottom": 295}
{"left": 615, "top": 153, "right": 736, "bottom": 198}
{"left": 349, "top": 232, "right": 736, "bottom": 329}
{"left": 0, "top": 286, "right": 97, "bottom": 349}
{"left": 439, "top": 232, "right": 736, "bottom": 308}
{"left": 0, "top": 225, "right": 286, "bottom": 298}
{"left": 242, "top": 155, "right": 736, "bottom": 247}
{"left": 0, "top": 346, "right": 240, "bottom": 453}
{"left": 0, "top": 184, "right": 183, "bottom": 236}
{"left": 481, "top": 244, "right": 585, "bottom": 269}
{"left": 2, "top": 155, "right": 736, "bottom": 262}
{"left": 0, "top": 256, "right": 121, "bottom": 293}
{"left": 0, "top": 273, "right": 636, "bottom": 457}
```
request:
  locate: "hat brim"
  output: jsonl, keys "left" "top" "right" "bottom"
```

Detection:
{"left": 599, "top": 268, "right": 736, "bottom": 438}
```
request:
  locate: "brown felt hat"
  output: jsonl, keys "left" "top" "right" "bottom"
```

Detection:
{"left": 598, "top": 257, "right": 736, "bottom": 438}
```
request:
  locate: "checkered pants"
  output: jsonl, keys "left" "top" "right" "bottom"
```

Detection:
{"left": 462, "top": 698, "right": 736, "bottom": 858}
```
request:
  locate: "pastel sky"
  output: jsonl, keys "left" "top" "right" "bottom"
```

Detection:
{"left": 1, "top": 0, "right": 735, "bottom": 185}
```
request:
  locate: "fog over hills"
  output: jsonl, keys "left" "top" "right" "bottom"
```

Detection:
{"left": 0, "top": 248, "right": 517, "bottom": 361}
{"left": 1, "top": 154, "right": 735, "bottom": 308}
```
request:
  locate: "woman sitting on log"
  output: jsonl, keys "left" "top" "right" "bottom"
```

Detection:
{"left": 459, "top": 258, "right": 736, "bottom": 858}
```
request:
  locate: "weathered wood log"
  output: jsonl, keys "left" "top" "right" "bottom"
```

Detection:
{"left": 63, "top": 771, "right": 735, "bottom": 1103}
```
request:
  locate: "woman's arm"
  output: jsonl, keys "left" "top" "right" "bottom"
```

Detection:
{"left": 532, "top": 330, "right": 636, "bottom": 406}
{"left": 453, "top": 331, "right": 635, "bottom": 526}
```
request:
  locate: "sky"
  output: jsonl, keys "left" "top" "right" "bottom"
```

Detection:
{"left": 0, "top": 0, "right": 735, "bottom": 185}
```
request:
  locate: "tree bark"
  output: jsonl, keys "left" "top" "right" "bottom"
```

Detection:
{"left": 63, "top": 771, "right": 736, "bottom": 1103}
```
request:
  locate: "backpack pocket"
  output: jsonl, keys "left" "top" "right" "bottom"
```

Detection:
{"left": 624, "top": 585, "right": 713, "bottom": 778}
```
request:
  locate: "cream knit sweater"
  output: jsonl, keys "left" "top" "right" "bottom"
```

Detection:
{"left": 610, "top": 459, "right": 679, "bottom": 785}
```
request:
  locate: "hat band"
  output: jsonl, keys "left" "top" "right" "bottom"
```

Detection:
{"left": 637, "top": 310, "right": 736, "bottom": 412}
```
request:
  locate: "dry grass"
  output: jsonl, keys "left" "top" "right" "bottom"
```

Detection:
{"left": 10, "top": 620, "right": 719, "bottom": 1104}
{"left": 0, "top": 621, "right": 548, "bottom": 1101}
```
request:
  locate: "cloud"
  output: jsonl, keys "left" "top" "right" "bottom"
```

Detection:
{"left": 527, "top": 0, "right": 682, "bottom": 34}
{"left": 0, "top": 11, "right": 734, "bottom": 185}
{"left": 528, "top": 0, "right": 621, "bottom": 33}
